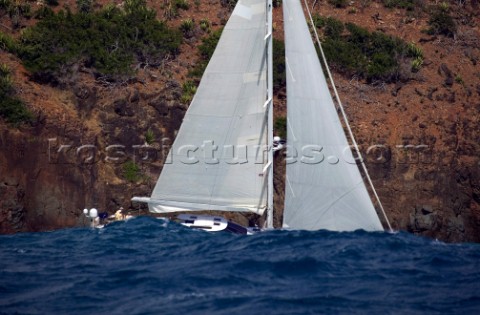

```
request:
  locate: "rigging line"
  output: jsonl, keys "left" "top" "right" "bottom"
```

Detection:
{"left": 302, "top": 0, "right": 393, "bottom": 232}
{"left": 286, "top": 175, "right": 296, "bottom": 198}
{"left": 287, "top": 118, "right": 297, "bottom": 142}
{"left": 285, "top": 57, "right": 296, "bottom": 82}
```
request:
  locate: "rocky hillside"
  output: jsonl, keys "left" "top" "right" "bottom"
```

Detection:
{"left": 0, "top": 0, "right": 479, "bottom": 242}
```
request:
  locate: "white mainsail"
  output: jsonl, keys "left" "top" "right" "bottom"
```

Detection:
{"left": 282, "top": 0, "right": 384, "bottom": 231}
{"left": 133, "top": 0, "right": 269, "bottom": 214}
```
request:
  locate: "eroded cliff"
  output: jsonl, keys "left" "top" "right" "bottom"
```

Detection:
{"left": 0, "top": 0, "right": 479, "bottom": 242}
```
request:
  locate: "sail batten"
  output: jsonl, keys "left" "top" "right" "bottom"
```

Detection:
{"left": 143, "top": 0, "right": 268, "bottom": 214}
{"left": 132, "top": 197, "right": 266, "bottom": 214}
{"left": 282, "top": 0, "right": 383, "bottom": 231}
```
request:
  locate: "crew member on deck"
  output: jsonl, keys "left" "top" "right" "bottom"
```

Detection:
{"left": 121, "top": 207, "right": 128, "bottom": 220}
{"left": 273, "top": 136, "right": 285, "bottom": 152}
{"left": 115, "top": 208, "right": 123, "bottom": 221}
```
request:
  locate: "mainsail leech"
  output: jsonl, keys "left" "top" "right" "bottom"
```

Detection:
{"left": 140, "top": 0, "right": 269, "bottom": 214}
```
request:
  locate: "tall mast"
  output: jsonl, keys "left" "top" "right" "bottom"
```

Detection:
{"left": 266, "top": 0, "right": 274, "bottom": 228}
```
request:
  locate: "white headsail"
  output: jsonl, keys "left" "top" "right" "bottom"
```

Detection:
{"left": 282, "top": 0, "right": 384, "bottom": 231}
{"left": 134, "top": 0, "right": 268, "bottom": 214}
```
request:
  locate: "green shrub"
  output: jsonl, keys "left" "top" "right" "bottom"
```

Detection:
{"left": 312, "top": 14, "right": 326, "bottom": 28}
{"left": 17, "top": 3, "right": 32, "bottom": 19}
{"left": 455, "top": 74, "right": 464, "bottom": 85}
{"left": 17, "top": 2, "right": 182, "bottom": 82}
{"left": 438, "top": 1, "right": 449, "bottom": 11}
{"left": 427, "top": 6, "right": 456, "bottom": 37}
{"left": 34, "top": 6, "right": 54, "bottom": 19}
{"left": 324, "top": 17, "right": 344, "bottom": 39}
{"left": 175, "top": 0, "right": 190, "bottom": 10}
{"left": 124, "top": 0, "right": 156, "bottom": 20}
{"left": 199, "top": 18, "right": 210, "bottom": 32}
{"left": 145, "top": 129, "right": 155, "bottom": 145}
{"left": 407, "top": 42, "right": 423, "bottom": 58}
{"left": 313, "top": 15, "right": 344, "bottom": 38}
{"left": 0, "top": 64, "right": 32, "bottom": 124}
{"left": 328, "top": 0, "right": 348, "bottom": 8}
{"left": 181, "top": 80, "right": 197, "bottom": 104}
{"left": 76, "top": 0, "right": 95, "bottom": 13}
{"left": 123, "top": 160, "right": 141, "bottom": 182}
{"left": 0, "top": 65, "right": 13, "bottom": 95}
{"left": 0, "top": 0, "right": 12, "bottom": 9}
{"left": 367, "top": 52, "right": 398, "bottom": 80}
{"left": 161, "top": 0, "right": 190, "bottom": 18}
{"left": 190, "top": 28, "right": 223, "bottom": 77}
{"left": 274, "top": 116, "right": 287, "bottom": 140}
{"left": 180, "top": 18, "right": 194, "bottom": 34}
{"left": 164, "top": 4, "right": 178, "bottom": 20}
{"left": 0, "top": 96, "right": 32, "bottom": 124}
{"left": 318, "top": 18, "right": 415, "bottom": 82}
{"left": 99, "top": 3, "right": 119, "bottom": 19}
{"left": 411, "top": 57, "right": 423, "bottom": 72}
{"left": 323, "top": 38, "right": 367, "bottom": 75}
{"left": 0, "top": 63, "right": 8, "bottom": 76}
{"left": 383, "top": 0, "right": 416, "bottom": 11}
{"left": 272, "top": 38, "right": 285, "bottom": 90}
{"left": 345, "top": 22, "right": 370, "bottom": 45}
{"left": 198, "top": 28, "right": 222, "bottom": 59}
{"left": 0, "top": 31, "right": 17, "bottom": 53}
{"left": 46, "top": 0, "right": 59, "bottom": 6}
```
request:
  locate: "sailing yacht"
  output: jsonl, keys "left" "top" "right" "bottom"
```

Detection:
{"left": 132, "top": 0, "right": 390, "bottom": 233}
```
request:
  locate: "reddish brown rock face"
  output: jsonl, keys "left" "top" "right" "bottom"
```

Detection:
{"left": 0, "top": 1, "right": 479, "bottom": 242}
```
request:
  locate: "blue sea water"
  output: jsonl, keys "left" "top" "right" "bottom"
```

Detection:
{"left": 1, "top": 217, "right": 479, "bottom": 315}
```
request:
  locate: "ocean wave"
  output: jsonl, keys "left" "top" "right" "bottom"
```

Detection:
{"left": 1, "top": 216, "right": 479, "bottom": 314}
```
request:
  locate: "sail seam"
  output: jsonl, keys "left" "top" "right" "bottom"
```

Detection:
{"left": 286, "top": 176, "right": 296, "bottom": 198}
{"left": 285, "top": 57, "right": 296, "bottom": 82}
{"left": 310, "top": 180, "right": 366, "bottom": 228}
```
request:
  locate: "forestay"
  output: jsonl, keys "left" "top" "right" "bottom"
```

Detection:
{"left": 282, "top": 0, "right": 383, "bottom": 231}
{"left": 135, "top": 0, "right": 268, "bottom": 214}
